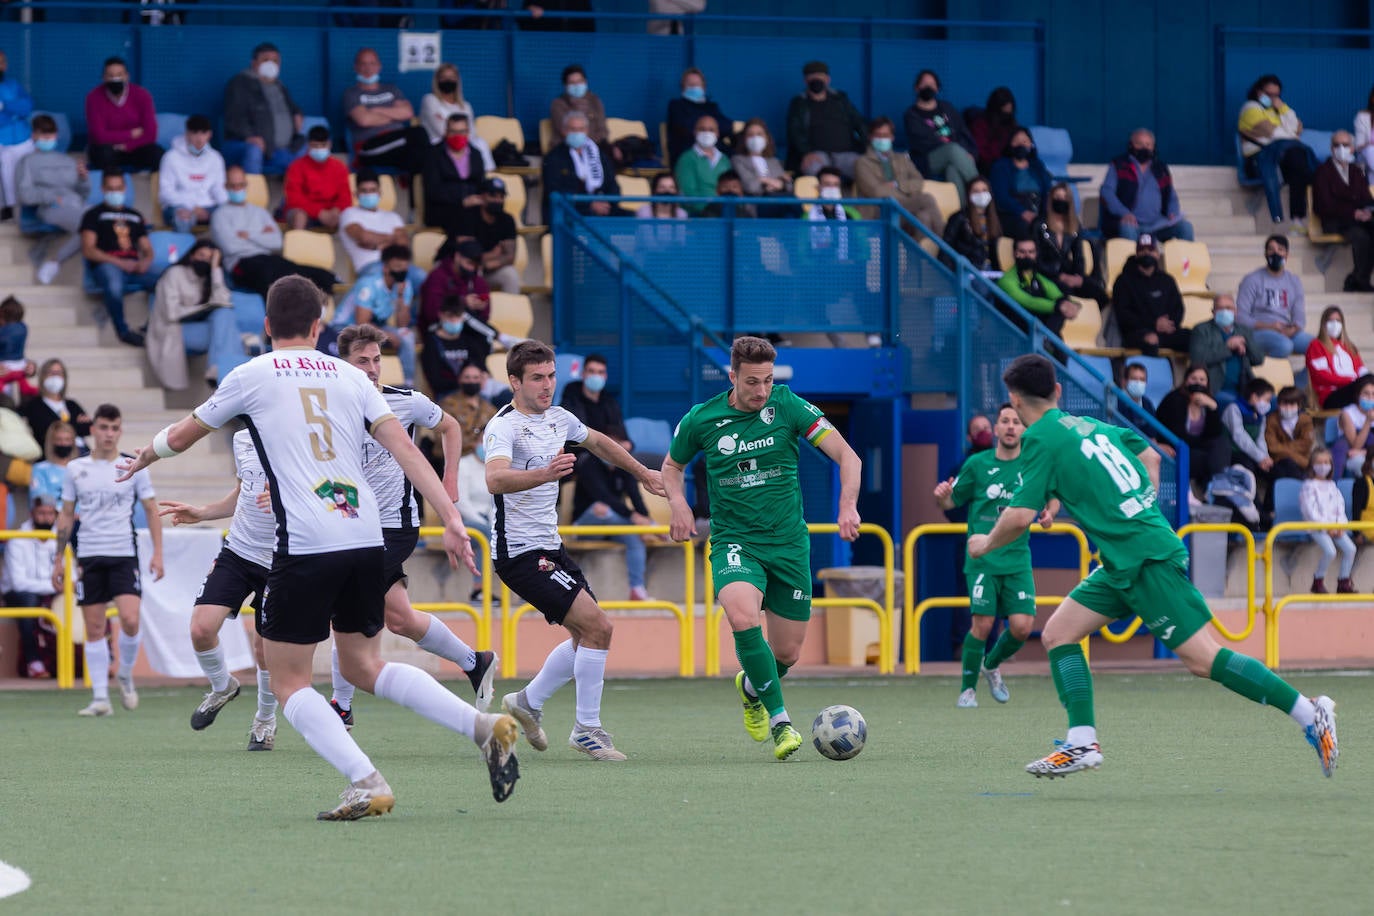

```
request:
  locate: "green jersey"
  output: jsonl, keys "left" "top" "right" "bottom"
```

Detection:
{"left": 1010, "top": 408, "right": 1186, "bottom": 578}
{"left": 669, "top": 385, "right": 835, "bottom": 548}
{"left": 950, "top": 449, "right": 1030, "bottom": 576}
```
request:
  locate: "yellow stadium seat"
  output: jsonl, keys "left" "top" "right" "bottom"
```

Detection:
{"left": 514, "top": 234, "right": 529, "bottom": 276}
{"left": 1183, "top": 294, "right": 1214, "bottom": 330}
{"left": 245, "top": 173, "right": 270, "bottom": 210}
{"left": 996, "top": 237, "right": 1013, "bottom": 272}
{"left": 1162, "top": 239, "right": 1212, "bottom": 297}
{"left": 282, "top": 229, "right": 336, "bottom": 272}
{"left": 348, "top": 172, "right": 397, "bottom": 211}
{"left": 411, "top": 230, "right": 445, "bottom": 271}
{"left": 379, "top": 355, "right": 405, "bottom": 387}
{"left": 474, "top": 115, "right": 525, "bottom": 153}
{"left": 794, "top": 175, "right": 818, "bottom": 199}
{"left": 486, "top": 351, "right": 507, "bottom": 383}
{"left": 492, "top": 171, "right": 526, "bottom": 224}
{"left": 1307, "top": 187, "right": 1348, "bottom": 244}
{"left": 618, "top": 174, "right": 650, "bottom": 212}
{"left": 542, "top": 232, "right": 552, "bottom": 289}
{"left": 1104, "top": 237, "right": 1135, "bottom": 290}
{"left": 924, "top": 180, "right": 962, "bottom": 221}
{"left": 606, "top": 117, "right": 648, "bottom": 143}
{"left": 489, "top": 291, "right": 533, "bottom": 339}
{"left": 1061, "top": 301, "right": 1102, "bottom": 350}
{"left": 539, "top": 118, "right": 554, "bottom": 155}
{"left": 1253, "top": 357, "right": 1296, "bottom": 390}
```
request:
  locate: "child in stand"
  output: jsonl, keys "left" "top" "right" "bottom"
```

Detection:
{"left": 0, "top": 296, "right": 36, "bottom": 400}
{"left": 1299, "top": 445, "right": 1359, "bottom": 593}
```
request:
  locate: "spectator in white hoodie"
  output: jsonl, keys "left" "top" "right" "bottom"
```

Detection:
{"left": 158, "top": 114, "right": 227, "bottom": 233}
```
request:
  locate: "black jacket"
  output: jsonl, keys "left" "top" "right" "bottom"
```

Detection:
{"left": 20, "top": 396, "right": 90, "bottom": 446}
{"left": 541, "top": 142, "right": 621, "bottom": 218}
{"left": 222, "top": 71, "right": 302, "bottom": 155}
{"left": 560, "top": 381, "right": 628, "bottom": 442}
{"left": 1032, "top": 220, "right": 1092, "bottom": 279}
{"left": 572, "top": 454, "right": 648, "bottom": 520}
{"left": 941, "top": 211, "right": 998, "bottom": 271}
{"left": 902, "top": 100, "right": 976, "bottom": 174}
{"left": 422, "top": 144, "right": 486, "bottom": 236}
{"left": 1110, "top": 257, "right": 1185, "bottom": 344}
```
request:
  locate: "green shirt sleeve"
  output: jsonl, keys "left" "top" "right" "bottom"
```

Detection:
{"left": 997, "top": 271, "right": 1060, "bottom": 316}
{"left": 668, "top": 406, "right": 702, "bottom": 465}
{"left": 1009, "top": 433, "right": 1054, "bottom": 510}
{"left": 1118, "top": 427, "right": 1150, "bottom": 457}
{"left": 949, "top": 461, "right": 976, "bottom": 507}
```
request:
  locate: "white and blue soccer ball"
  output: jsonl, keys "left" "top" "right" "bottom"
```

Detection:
{"left": 811, "top": 704, "right": 867, "bottom": 761}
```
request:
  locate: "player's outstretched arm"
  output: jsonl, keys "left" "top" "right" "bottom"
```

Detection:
{"left": 968, "top": 506, "right": 1038, "bottom": 559}
{"left": 582, "top": 429, "right": 666, "bottom": 497}
{"left": 160, "top": 484, "right": 240, "bottom": 526}
{"left": 817, "top": 430, "right": 862, "bottom": 541}
{"left": 115, "top": 414, "right": 214, "bottom": 482}
{"left": 142, "top": 496, "right": 165, "bottom": 581}
{"left": 433, "top": 413, "right": 463, "bottom": 502}
{"left": 373, "top": 417, "right": 478, "bottom": 575}
{"left": 1136, "top": 447, "right": 1161, "bottom": 493}
{"left": 485, "top": 451, "right": 574, "bottom": 494}
{"left": 49, "top": 502, "right": 75, "bottom": 592}
{"left": 660, "top": 456, "right": 696, "bottom": 541}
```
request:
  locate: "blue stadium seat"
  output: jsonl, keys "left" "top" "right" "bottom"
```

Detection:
{"left": 1325, "top": 416, "right": 1341, "bottom": 444}
{"left": 625, "top": 416, "right": 673, "bottom": 457}
{"left": 1302, "top": 129, "right": 1333, "bottom": 166}
{"left": 301, "top": 115, "right": 331, "bottom": 144}
{"left": 1125, "top": 355, "right": 1173, "bottom": 408}
{"left": 1029, "top": 124, "right": 1085, "bottom": 207}
{"left": 19, "top": 207, "right": 60, "bottom": 236}
{"left": 553, "top": 352, "right": 584, "bottom": 405}
{"left": 1272, "top": 478, "right": 1309, "bottom": 543}
{"left": 31, "top": 110, "right": 71, "bottom": 152}
{"left": 231, "top": 289, "right": 266, "bottom": 337}
{"left": 1235, "top": 134, "right": 1263, "bottom": 189}
{"left": 155, "top": 112, "right": 189, "bottom": 150}
{"left": 148, "top": 231, "right": 197, "bottom": 275}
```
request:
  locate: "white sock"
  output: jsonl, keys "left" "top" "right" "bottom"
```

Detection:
{"left": 195, "top": 645, "right": 231, "bottom": 693}
{"left": 85, "top": 639, "right": 110, "bottom": 702}
{"left": 117, "top": 631, "right": 140, "bottom": 681}
{"left": 1066, "top": 725, "right": 1098, "bottom": 747}
{"left": 1289, "top": 695, "right": 1316, "bottom": 728}
{"left": 525, "top": 638, "right": 577, "bottom": 709}
{"left": 374, "top": 662, "right": 478, "bottom": 739}
{"left": 256, "top": 667, "right": 277, "bottom": 719}
{"left": 572, "top": 646, "right": 608, "bottom": 728}
{"left": 282, "top": 689, "right": 375, "bottom": 782}
{"left": 330, "top": 644, "right": 355, "bottom": 710}
{"left": 768, "top": 711, "right": 790, "bottom": 728}
{"left": 415, "top": 615, "right": 478, "bottom": 671}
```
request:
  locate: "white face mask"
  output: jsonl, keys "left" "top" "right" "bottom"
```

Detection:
{"left": 969, "top": 191, "right": 992, "bottom": 209}
{"left": 1333, "top": 145, "right": 1355, "bottom": 164}
{"left": 1279, "top": 406, "right": 1299, "bottom": 420}
{"left": 1327, "top": 320, "right": 1344, "bottom": 339}
{"left": 696, "top": 131, "right": 718, "bottom": 150}
{"left": 745, "top": 135, "right": 767, "bottom": 154}
{"left": 257, "top": 60, "right": 280, "bottom": 80}
{"left": 42, "top": 375, "right": 64, "bottom": 396}
{"left": 1313, "top": 463, "right": 1332, "bottom": 478}
{"left": 819, "top": 186, "right": 843, "bottom": 201}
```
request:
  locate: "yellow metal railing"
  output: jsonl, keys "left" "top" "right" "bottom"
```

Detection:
{"left": 499, "top": 524, "right": 695, "bottom": 678}
{"left": 702, "top": 523, "right": 896, "bottom": 676}
{"left": 0, "top": 530, "right": 74, "bottom": 688}
{"left": 415, "top": 526, "right": 494, "bottom": 650}
{"left": 1263, "top": 520, "right": 1374, "bottom": 668}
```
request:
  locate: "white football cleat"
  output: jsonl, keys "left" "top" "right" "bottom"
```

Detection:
{"left": 1026, "top": 742, "right": 1103, "bottom": 778}
{"left": 981, "top": 664, "right": 1010, "bottom": 703}
{"left": 956, "top": 688, "right": 978, "bottom": 708}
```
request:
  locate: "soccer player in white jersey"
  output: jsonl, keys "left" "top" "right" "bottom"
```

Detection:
{"left": 491, "top": 340, "right": 667, "bottom": 761}
{"left": 52, "top": 404, "right": 164, "bottom": 717}
{"left": 116, "top": 276, "right": 520, "bottom": 820}
{"left": 158, "top": 429, "right": 281, "bottom": 750}
{"left": 327, "top": 324, "right": 498, "bottom": 725}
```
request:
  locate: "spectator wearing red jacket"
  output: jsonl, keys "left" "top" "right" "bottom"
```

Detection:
{"left": 1307, "top": 305, "right": 1373, "bottom": 409}
{"left": 84, "top": 56, "right": 162, "bottom": 173}
{"left": 282, "top": 126, "right": 351, "bottom": 230}
{"left": 418, "top": 239, "right": 490, "bottom": 330}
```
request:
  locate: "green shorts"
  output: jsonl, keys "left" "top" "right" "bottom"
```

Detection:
{"left": 1069, "top": 558, "right": 1213, "bottom": 650}
{"left": 710, "top": 540, "right": 813, "bottom": 621}
{"left": 966, "top": 569, "right": 1036, "bottom": 618}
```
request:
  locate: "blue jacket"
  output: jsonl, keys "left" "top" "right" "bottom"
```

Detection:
{"left": 988, "top": 154, "right": 1052, "bottom": 228}
{"left": 0, "top": 76, "right": 33, "bottom": 145}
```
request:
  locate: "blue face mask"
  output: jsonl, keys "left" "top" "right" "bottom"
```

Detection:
{"left": 103, "top": 191, "right": 125, "bottom": 208}
{"left": 1215, "top": 309, "right": 1235, "bottom": 329}
{"left": 565, "top": 131, "right": 588, "bottom": 150}
{"left": 441, "top": 320, "right": 465, "bottom": 335}
{"left": 227, "top": 189, "right": 248, "bottom": 205}
{"left": 1360, "top": 398, "right": 1374, "bottom": 413}
{"left": 872, "top": 137, "right": 893, "bottom": 154}
{"left": 583, "top": 374, "right": 607, "bottom": 394}
{"left": 357, "top": 72, "right": 379, "bottom": 84}
{"left": 1126, "top": 379, "right": 1148, "bottom": 400}
{"left": 566, "top": 82, "right": 588, "bottom": 99}
{"left": 308, "top": 147, "right": 330, "bottom": 163}
{"left": 34, "top": 138, "right": 58, "bottom": 152}
{"left": 682, "top": 86, "right": 706, "bottom": 103}
{"left": 358, "top": 192, "right": 380, "bottom": 210}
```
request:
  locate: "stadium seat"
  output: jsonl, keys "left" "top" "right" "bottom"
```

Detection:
{"left": 794, "top": 175, "right": 818, "bottom": 199}
{"left": 1324, "top": 416, "right": 1341, "bottom": 445}
{"left": 617, "top": 174, "right": 651, "bottom": 212}
{"left": 31, "top": 110, "right": 71, "bottom": 152}
{"left": 155, "top": 112, "right": 189, "bottom": 150}
{"left": 924, "top": 180, "right": 961, "bottom": 222}
{"left": 300, "top": 115, "right": 331, "bottom": 145}
{"left": 1029, "top": 125, "right": 1074, "bottom": 179}
{"left": 148, "top": 230, "right": 197, "bottom": 274}
{"left": 625, "top": 416, "right": 672, "bottom": 457}
{"left": 488, "top": 292, "right": 534, "bottom": 339}
{"left": 1252, "top": 357, "right": 1295, "bottom": 390}
{"left": 19, "top": 206, "right": 60, "bottom": 236}
{"left": 542, "top": 232, "right": 553, "bottom": 289}
{"left": 1302, "top": 129, "right": 1333, "bottom": 166}
{"left": 658, "top": 122, "right": 670, "bottom": 161}
{"left": 539, "top": 118, "right": 554, "bottom": 155}
{"left": 1182, "top": 295, "right": 1214, "bottom": 330}
{"left": 996, "top": 237, "right": 1012, "bottom": 271}
{"left": 553, "top": 352, "right": 584, "bottom": 404}
{"left": 1272, "top": 478, "right": 1309, "bottom": 542}
{"left": 514, "top": 233, "right": 529, "bottom": 276}
{"left": 282, "top": 229, "right": 336, "bottom": 272}
{"left": 1125, "top": 355, "right": 1173, "bottom": 407}
{"left": 1306, "top": 188, "right": 1348, "bottom": 245}
{"left": 1104, "top": 237, "right": 1134, "bottom": 289}
{"left": 411, "top": 229, "right": 445, "bottom": 270}
{"left": 486, "top": 351, "right": 507, "bottom": 384}
{"left": 379, "top": 356, "right": 404, "bottom": 387}
{"left": 1235, "top": 134, "right": 1263, "bottom": 188}
{"left": 1061, "top": 302, "right": 1101, "bottom": 350}
{"left": 606, "top": 118, "right": 648, "bottom": 143}
{"left": 1162, "top": 239, "right": 1213, "bottom": 298}
{"left": 348, "top": 172, "right": 398, "bottom": 211}
{"left": 475, "top": 115, "right": 524, "bottom": 153}
{"left": 230, "top": 289, "right": 266, "bottom": 336}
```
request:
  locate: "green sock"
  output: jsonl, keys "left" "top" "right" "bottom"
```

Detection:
{"left": 983, "top": 630, "right": 1026, "bottom": 671}
{"left": 960, "top": 633, "right": 985, "bottom": 691}
{"left": 1209, "top": 648, "right": 1301, "bottom": 712}
{"left": 775, "top": 661, "right": 790, "bottom": 679}
{"left": 734, "top": 626, "right": 785, "bottom": 718}
{"left": 1047, "top": 644, "right": 1095, "bottom": 728}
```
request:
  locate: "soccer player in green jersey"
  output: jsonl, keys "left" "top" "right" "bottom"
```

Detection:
{"left": 662, "top": 336, "right": 862, "bottom": 761}
{"left": 970, "top": 354, "right": 1337, "bottom": 779}
{"left": 934, "top": 403, "right": 1055, "bottom": 708}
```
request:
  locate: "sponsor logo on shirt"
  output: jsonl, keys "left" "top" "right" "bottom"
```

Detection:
{"left": 314, "top": 480, "right": 360, "bottom": 519}
{"left": 718, "top": 434, "right": 774, "bottom": 455}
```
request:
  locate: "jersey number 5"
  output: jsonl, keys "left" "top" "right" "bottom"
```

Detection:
{"left": 299, "top": 388, "right": 337, "bottom": 462}
{"left": 1080, "top": 433, "right": 1140, "bottom": 494}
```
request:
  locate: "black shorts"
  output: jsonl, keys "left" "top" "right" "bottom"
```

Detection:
{"left": 383, "top": 527, "right": 420, "bottom": 590}
{"left": 494, "top": 545, "right": 593, "bottom": 626}
{"left": 195, "top": 547, "right": 270, "bottom": 618}
{"left": 77, "top": 556, "right": 140, "bottom": 606}
{"left": 259, "top": 547, "right": 385, "bottom": 645}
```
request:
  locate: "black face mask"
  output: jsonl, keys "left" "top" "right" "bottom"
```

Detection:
{"left": 106, "top": 79, "right": 126, "bottom": 95}
{"left": 1132, "top": 146, "right": 1154, "bottom": 162}
{"left": 916, "top": 86, "right": 937, "bottom": 102}
{"left": 1015, "top": 257, "right": 1037, "bottom": 273}
{"left": 1050, "top": 199, "right": 1070, "bottom": 215}
{"left": 1011, "top": 145, "right": 1033, "bottom": 161}
{"left": 997, "top": 108, "right": 1016, "bottom": 124}
{"left": 1187, "top": 383, "right": 1210, "bottom": 396}
{"left": 190, "top": 260, "right": 212, "bottom": 277}
{"left": 459, "top": 382, "right": 482, "bottom": 396}
{"left": 1267, "top": 253, "right": 1285, "bottom": 272}
{"left": 806, "top": 78, "right": 827, "bottom": 94}
{"left": 389, "top": 269, "right": 408, "bottom": 284}
{"left": 437, "top": 80, "right": 458, "bottom": 95}
{"left": 1137, "top": 254, "right": 1157, "bottom": 270}
{"left": 720, "top": 190, "right": 740, "bottom": 197}
{"left": 53, "top": 444, "right": 74, "bottom": 458}
{"left": 484, "top": 201, "right": 505, "bottom": 216}
{"left": 459, "top": 266, "right": 476, "bottom": 279}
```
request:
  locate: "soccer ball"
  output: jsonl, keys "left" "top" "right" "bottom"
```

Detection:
{"left": 811, "top": 704, "right": 867, "bottom": 761}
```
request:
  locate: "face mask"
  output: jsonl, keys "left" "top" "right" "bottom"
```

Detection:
{"left": 655, "top": 186, "right": 676, "bottom": 197}
{"left": 1280, "top": 406, "right": 1299, "bottom": 420}
{"left": 437, "top": 79, "right": 458, "bottom": 95}
{"left": 696, "top": 131, "right": 718, "bottom": 150}
{"left": 484, "top": 201, "right": 506, "bottom": 216}
{"left": 446, "top": 134, "right": 469, "bottom": 152}
{"left": 459, "top": 381, "right": 483, "bottom": 397}
{"left": 583, "top": 374, "right": 607, "bottom": 394}
{"left": 42, "top": 375, "right": 63, "bottom": 396}
{"left": 1011, "top": 145, "right": 1033, "bottom": 161}
{"left": 1015, "top": 256, "right": 1037, "bottom": 273}
{"left": 682, "top": 86, "right": 706, "bottom": 103}
{"left": 1327, "top": 319, "right": 1344, "bottom": 339}
{"left": 308, "top": 147, "right": 330, "bottom": 163}
{"left": 52, "top": 444, "right": 74, "bottom": 459}
{"left": 807, "top": 78, "right": 827, "bottom": 94}
{"left": 257, "top": 60, "right": 280, "bottom": 80}
{"left": 1359, "top": 398, "right": 1374, "bottom": 413}
{"left": 971, "top": 429, "right": 993, "bottom": 450}
{"left": 190, "top": 260, "right": 212, "bottom": 277}
{"left": 1313, "top": 463, "right": 1332, "bottom": 478}
{"left": 188, "top": 141, "right": 207, "bottom": 156}
{"left": 1136, "top": 254, "right": 1157, "bottom": 270}
{"left": 745, "top": 135, "right": 767, "bottom": 154}
{"left": 872, "top": 137, "right": 893, "bottom": 154}
{"left": 1131, "top": 146, "right": 1153, "bottom": 162}
{"left": 1334, "top": 145, "right": 1356, "bottom": 164}
{"left": 474, "top": 443, "right": 486, "bottom": 461}
{"left": 565, "top": 131, "right": 588, "bottom": 150}
{"left": 1259, "top": 94, "right": 1273, "bottom": 109}
{"left": 566, "top": 82, "right": 588, "bottom": 99}
{"left": 1256, "top": 399, "right": 1272, "bottom": 416}
{"left": 227, "top": 189, "right": 247, "bottom": 205}
{"left": 1215, "top": 309, "right": 1235, "bottom": 329}
{"left": 917, "top": 86, "right": 937, "bottom": 102}
{"left": 388, "top": 269, "right": 408, "bottom": 284}
{"left": 458, "top": 265, "right": 476, "bottom": 279}
{"left": 1266, "top": 253, "right": 1285, "bottom": 272}
{"left": 358, "top": 192, "right": 380, "bottom": 210}
{"left": 105, "top": 79, "right": 125, "bottom": 95}
{"left": 1050, "top": 199, "right": 1070, "bottom": 214}
{"left": 440, "top": 319, "right": 465, "bottom": 334}
{"left": 34, "top": 138, "right": 58, "bottom": 152}
{"left": 1126, "top": 379, "right": 1148, "bottom": 399}
{"left": 969, "top": 191, "right": 992, "bottom": 209}
{"left": 357, "top": 72, "right": 379, "bottom": 84}
{"left": 1187, "top": 383, "right": 1210, "bottom": 396}
{"left": 819, "top": 186, "right": 843, "bottom": 201}
{"left": 103, "top": 191, "right": 125, "bottom": 208}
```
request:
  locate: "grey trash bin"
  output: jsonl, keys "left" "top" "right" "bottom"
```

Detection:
{"left": 816, "top": 566, "right": 903, "bottom": 666}
{"left": 1188, "top": 504, "right": 1233, "bottom": 598}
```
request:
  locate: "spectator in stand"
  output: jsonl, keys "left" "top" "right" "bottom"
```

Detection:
{"left": 1300, "top": 446, "right": 1358, "bottom": 594}
{"left": 1238, "top": 73, "right": 1314, "bottom": 230}
{"left": 701, "top": 170, "right": 755, "bottom": 219}
{"left": 903, "top": 69, "right": 978, "bottom": 203}
{"left": 1235, "top": 234, "right": 1312, "bottom": 359}
{"left": 785, "top": 61, "right": 866, "bottom": 179}
{"left": 420, "top": 63, "right": 495, "bottom": 171}
{"left": 340, "top": 168, "right": 409, "bottom": 275}
{"left": 419, "top": 238, "right": 490, "bottom": 328}
{"left": 1119, "top": 362, "right": 1165, "bottom": 451}
{"left": 30, "top": 420, "right": 78, "bottom": 507}
{"left": 674, "top": 115, "right": 728, "bottom": 215}
{"left": 522, "top": 0, "right": 595, "bottom": 33}
{"left": 968, "top": 86, "right": 1017, "bottom": 173}
{"left": 158, "top": 115, "right": 228, "bottom": 234}
{"left": 1312, "top": 130, "right": 1374, "bottom": 293}
{"left": 996, "top": 236, "right": 1079, "bottom": 338}
{"left": 561, "top": 353, "right": 631, "bottom": 450}
{"left": 635, "top": 172, "right": 685, "bottom": 219}
{"left": 221, "top": 42, "right": 305, "bottom": 175}
{"left": 344, "top": 47, "right": 429, "bottom": 172}
{"left": 18, "top": 114, "right": 90, "bottom": 286}
{"left": 549, "top": 64, "right": 607, "bottom": 146}
{"left": 0, "top": 295, "right": 30, "bottom": 394}
{"left": 421, "top": 113, "right": 485, "bottom": 237}
{"left": 146, "top": 238, "right": 245, "bottom": 390}
{"left": 211, "top": 165, "right": 336, "bottom": 297}
{"left": 572, "top": 448, "right": 655, "bottom": 601}
{"left": 665, "top": 67, "right": 731, "bottom": 167}
{"left": 941, "top": 176, "right": 1000, "bottom": 272}
{"left": 1265, "top": 386, "right": 1313, "bottom": 481}
{"left": 541, "top": 110, "right": 619, "bottom": 218}
{"left": 332, "top": 243, "right": 418, "bottom": 387}
{"left": 1337, "top": 377, "right": 1374, "bottom": 477}
{"left": 80, "top": 171, "right": 154, "bottom": 347}
{"left": 0, "top": 49, "right": 33, "bottom": 219}
{"left": 282, "top": 125, "right": 351, "bottom": 230}
{"left": 1100, "top": 128, "right": 1194, "bottom": 242}
{"left": 988, "top": 126, "right": 1052, "bottom": 240}
{"left": 20, "top": 359, "right": 90, "bottom": 447}
{"left": 855, "top": 117, "right": 944, "bottom": 234}
{"left": 1189, "top": 293, "right": 1263, "bottom": 404}
{"left": 1033, "top": 182, "right": 1107, "bottom": 310}
{"left": 730, "top": 118, "right": 791, "bottom": 201}
{"left": 1355, "top": 86, "right": 1374, "bottom": 174}
{"left": 3, "top": 493, "right": 58, "bottom": 678}
{"left": 422, "top": 299, "right": 512, "bottom": 400}
{"left": 1157, "top": 364, "right": 1230, "bottom": 493}
{"left": 1221, "top": 377, "right": 1275, "bottom": 479}
{"left": 442, "top": 361, "right": 497, "bottom": 457}
{"left": 1111, "top": 233, "right": 1188, "bottom": 356}
{"left": 457, "top": 176, "right": 519, "bottom": 293}
{"left": 85, "top": 56, "right": 161, "bottom": 172}
{"left": 1306, "top": 305, "right": 1371, "bottom": 410}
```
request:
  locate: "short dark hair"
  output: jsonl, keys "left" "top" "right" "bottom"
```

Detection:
{"left": 1264, "top": 233, "right": 1289, "bottom": 253}
{"left": 337, "top": 323, "right": 388, "bottom": 357}
{"left": 101, "top": 171, "right": 125, "bottom": 188}
{"left": 868, "top": 116, "right": 894, "bottom": 135}
{"left": 307, "top": 125, "right": 330, "bottom": 144}
{"left": 996, "top": 401, "right": 1015, "bottom": 416}
{"left": 252, "top": 42, "right": 279, "bottom": 59}
{"left": 584, "top": 353, "right": 608, "bottom": 371}
{"left": 507, "top": 339, "right": 556, "bottom": 382}
{"left": 1246, "top": 378, "right": 1275, "bottom": 400}
{"left": 818, "top": 165, "right": 843, "bottom": 182}
{"left": 31, "top": 113, "right": 56, "bottom": 134}
{"left": 1125, "top": 362, "right": 1148, "bottom": 379}
{"left": 1248, "top": 73, "right": 1282, "bottom": 101}
{"left": 561, "top": 63, "right": 586, "bottom": 83}
{"left": 94, "top": 403, "right": 121, "bottom": 422}
{"left": 265, "top": 275, "right": 326, "bottom": 340}
{"left": 380, "top": 243, "right": 411, "bottom": 263}
{"left": 445, "top": 112, "right": 470, "bottom": 126}
{"left": 914, "top": 68, "right": 940, "bottom": 89}
{"left": 186, "top": 114, "right": 213, "bottom": 133}
{"left": 1002, "top": 354, "right": 1057, "bottom": 401}
{"left": 1277, "top": 385, "right": 1305, "bottom": 407}
{"left": 439, "top": 295, "right": 465, "bottom": 315}
{"left": 355, "top": 167, "right": 379, "bottom": 187}
{"left": 716, "top": 169, "right": 741, "bottom": 187}
{"left": 103, "top": 56, "right": 127, "bottom": 70}
{"left": 0, "top": 296, "right": 23, "bottom": 324}
{"left": 730, "top": 335, "right": 776, "bottom": 372}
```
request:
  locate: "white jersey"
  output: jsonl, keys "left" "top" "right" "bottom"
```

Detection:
{"left": 363, "top": 385, "right": 445, "bottom": 530}
{"left": 62, "top": 455, "right": 154, "bottom": 559}
{"left": 484, "top": 403, "right": 588, "bottom": 559}
{"left": 194, "top": 349, "right": 394, "bottom": 557}
{"left": 226, "top": 429, "right": 275, "bottom": 569}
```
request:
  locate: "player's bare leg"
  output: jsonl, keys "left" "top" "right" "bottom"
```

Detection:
{"left": 560, "top": 591, "right": 627, "bottom": 760}
{"left": 188, "top": 602, "right": 242, "bottom": 729}
{"left": 382, "top": 582, "right": 497, "bottom": 711}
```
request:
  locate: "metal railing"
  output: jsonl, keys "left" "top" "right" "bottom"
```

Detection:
{"left": 1262, "top": 520, "right": 1374, "bottom": 668}
{"left": 0, "top": 530, "right": 74, "bottom": 688}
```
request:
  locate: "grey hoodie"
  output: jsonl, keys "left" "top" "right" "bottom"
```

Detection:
{"left": 15, "top": 150, "right": 89, "bottom": 208}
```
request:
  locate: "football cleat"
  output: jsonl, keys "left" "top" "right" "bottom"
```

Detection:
{"left": 77, "top": 699, "right": 113, "bottom": 717}
{"left": 1026, "top": 742, "right": 1103, "bottom": 778}
{"left": 477, "top": 713, "right": 520, "bottom": 802}
{"left": 981, "top": 664, "right": 1010, "bottom": 704}
{"left": 316, "top": 772, "right": 395, "bottom": 821}
{"left": 569, "top": 723, "right": 627, "bottom": 761}
{"left": 956, "top": 688, "right": 978, "bottom": 708}
{"left": 735, "top": 671, "right": 770, "bottom": 741}
{"left": 771, "top": 722, "right": 803, "bottom": 761}
{"left": 247, "top": 715, "right": 276, "bottom": 751}
{"left": 191, "top": 676, "right": 242, "bottom": 730}
{"left": 467, "top": 650, "right": 498, "bottom": 713}
{"left": 501, "top": 689, "right": 548, "bottom": 751}
{"left": 117, "top": 676, "right": 139, "bottom": 710}
{"left": 1305, "top": 695, "right": 1338, "bottom": 777}
{"left": 329, "top": 698, "right": 354, "bottom": 730}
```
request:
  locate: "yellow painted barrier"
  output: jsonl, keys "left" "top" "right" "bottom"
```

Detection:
{"left": 498, "top": 524, "right": 695, "bottom": 678}
{"left": 417, "top": 526, "right": 494, "bottom": 650}
{"left": 1263, "top": 520, "right": 1374, "bottom": 668}
{"left": 0, "top": 530, "right": 73, "bottom": 688}
{"left": 703, "top": 523, "right": 896, "bottom": 676}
